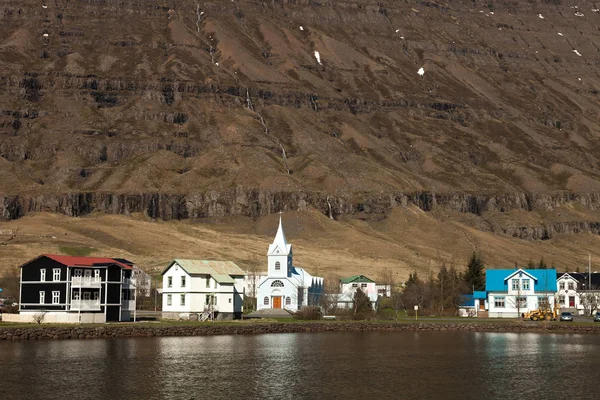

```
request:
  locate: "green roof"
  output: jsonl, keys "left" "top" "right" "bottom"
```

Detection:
{"left": 162, "top": 259, "right": 244, "bottom": 283}
{"left": 340, "top": 275, "right": 375, "bottom": 284}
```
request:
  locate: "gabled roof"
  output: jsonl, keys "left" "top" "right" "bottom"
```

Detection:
{"left": 21, "top": 254, "right": 133, "bottom": 270}
{"left": 557, "top": 272, "right": 600, "bottom": 287}
{"left": 163, "top": 259, "right": 244, "bottom": 283}
{"left": 340, "top": 275, "right": 375, "bottom": 284}
{"left": 460, "top": 294, "right": 475, "bottom": 307}
{"left": 486, "top": 269, "right": 557, "bottom": 292}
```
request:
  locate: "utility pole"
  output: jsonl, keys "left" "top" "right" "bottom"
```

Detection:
{"left": 589, "top": 254, "right": 592, "bottom": 290}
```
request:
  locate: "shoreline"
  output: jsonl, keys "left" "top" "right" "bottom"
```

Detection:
{"left": 1, "top": 320, "right": 600, "bottom": 340}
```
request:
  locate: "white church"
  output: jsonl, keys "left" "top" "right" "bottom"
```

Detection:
{"left": 256, "top": 216, "right": 324, "bottom": 311}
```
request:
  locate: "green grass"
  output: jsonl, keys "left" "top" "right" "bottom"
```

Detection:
{"left": 58, "top": 246, "right": 97, "bottom": 257}
{"left": 1, "top": 317, "right": 598, "bottom": 330}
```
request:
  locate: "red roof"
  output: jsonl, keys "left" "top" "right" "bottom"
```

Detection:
{"left": 35, "top": 254, "right": 133, "bottom": 270}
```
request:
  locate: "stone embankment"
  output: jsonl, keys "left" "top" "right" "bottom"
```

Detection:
{"left": 1, "top": 321, "right": 599, "bottom": 341}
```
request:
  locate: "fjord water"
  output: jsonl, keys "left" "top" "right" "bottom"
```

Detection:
{"left": 2, "top": 331, "right": 600, "bottom": 399}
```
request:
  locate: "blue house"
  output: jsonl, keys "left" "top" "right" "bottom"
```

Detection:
{"left": 483, "top": 269, "right": 557, "bottom": 318}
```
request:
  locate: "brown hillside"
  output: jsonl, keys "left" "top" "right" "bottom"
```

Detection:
{"left": 2, "top": 0, "right": 600, "bottom": 276}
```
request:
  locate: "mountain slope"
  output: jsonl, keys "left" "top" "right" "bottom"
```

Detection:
{"left": 2, "top": 1, "right": 600, "bottom": 272}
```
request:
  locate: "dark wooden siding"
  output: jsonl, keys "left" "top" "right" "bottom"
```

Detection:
{"left": 106, "top": 283, "right": 121, "bottom": 304}
{"left": 21, "top": 257, "right": 66, "bottom": 281}
{"left": 107, "top": 265, "right": 122, "bottom": 282}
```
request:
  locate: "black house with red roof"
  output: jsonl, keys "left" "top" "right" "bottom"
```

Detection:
{"left": 18, "top": 254, "right": 137, "bottom": 323}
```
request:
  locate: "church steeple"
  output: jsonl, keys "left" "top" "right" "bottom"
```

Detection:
{"left": 267, "top": 215, "right": 292, "bottom": 278}
{"left": 268, "top": 215, "right": 292, "bottom": 256}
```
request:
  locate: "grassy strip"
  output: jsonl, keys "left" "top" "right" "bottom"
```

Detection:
{"left": 1, "top": 317, "right": 596, "bottom": 329}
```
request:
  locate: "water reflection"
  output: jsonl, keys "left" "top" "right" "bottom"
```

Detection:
{"left": 1, "top": 332, "right": 600, "bottom": 399}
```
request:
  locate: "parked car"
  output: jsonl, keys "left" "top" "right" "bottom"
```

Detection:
{"left": 560, "top": 312, "right": 573, "bottom": 322}
{"left": 594, "top": 312, "right": 600, "bottom": 322}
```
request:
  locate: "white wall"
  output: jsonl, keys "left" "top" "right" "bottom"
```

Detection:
{"left": 488, "top": 293, "right": 556, "bottom": 318}
{"left": 5, "top": 312, "right": 106, "bottom": 324}
{"left": 162, "top": 264, "right": 244, "bottom": 314}
{"left": 341, "top": 282, "right": 378, "bottom": 297}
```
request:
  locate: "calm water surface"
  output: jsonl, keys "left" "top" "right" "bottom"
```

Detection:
{"left": 1, "top": 331, "right": 600, "bottom": 399}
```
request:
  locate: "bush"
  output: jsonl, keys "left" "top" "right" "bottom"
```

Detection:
{"left": 0, "top": 304, "right": 18, "bottom": 314}
{"left": 293, "top": 306, "right": 322, "bottom": 320}
{"left": 32, "top": 311, "right": 47, "bottom": 324}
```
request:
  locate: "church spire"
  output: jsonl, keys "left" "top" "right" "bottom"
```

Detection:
{"left": 267, "top": 214, "right": 292, "bottom": 256}
{"left": 273, "top": 215, "right": 288, "bottom": 248}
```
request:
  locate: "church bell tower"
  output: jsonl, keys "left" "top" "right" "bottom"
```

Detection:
{"left": 267, "top": 216, "right": 293, "bottom": 278}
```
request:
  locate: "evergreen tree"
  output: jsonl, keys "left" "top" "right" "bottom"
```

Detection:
{"left": 538, "top": 257, "right": 548, "bottom": 269}
{"left": 406, "top": 271, "right": 420, "bottom": 287}
{"left": 353, "top": 287, "right": 373, "bottom": 320}
{"left": 463, "top": 252, "right": 486, "bottom": 291}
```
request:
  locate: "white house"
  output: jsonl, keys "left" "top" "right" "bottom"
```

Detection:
{"left": 556, "top": 272, "right": 600, "bottom": 315}
{"left": 256, "top": 217, "right": 324, "bottom": 311}
{"left": 336, "top": 275, "right": 379, "bottom": 309}
{"left": 161, "top": 259, "right": 245, "bottom": 320}
{"left": 485, "top": 268, "right": 557, "bottom": 318}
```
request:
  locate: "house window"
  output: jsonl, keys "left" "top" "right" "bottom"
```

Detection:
{"left": 559, "top": 295, "right": 565, "bottom": 305}
{"left": 522, "top": 279, "right": 530, "bottom": 291}
{"left": 52, "top": 291, "right": 60, "bottom": 304}
{"left": 361, "top": 283, "right": 367, "bottom": 289}
{"left": 180, "top": 294, "right": 185, "bottom": 306}
{"left": 516, "top": 296, "right": 527, "bottom": 308}
{"left": 512, "top": 279, "right": 519, "bottom": 291}
{"left": 285, "top": 297, "right": 291, "bottom": 306}
{"left": 167, "top": 294, "right": 172, "bottom": 306}
{"left": 568, "top": 282, "right": 574, "bottom": 291}
{"left": 538, "top": 297, "right": 549, "bottom": 309}
{"left": 39, "top": 291, "right": 45, "bottom": 304}
{"left": 275, "top": 261, "right": 281, "bottom": 270}
{"left": 214, "top": 280, "right": 217, "bottom": 289}
{"left": 93, "top": 292, "right": 99, "bottom": 301}
{"left": 181, "top": 276, "right": 186, "bottom": 288}
{"left": 494, "top": 297, "right": 505, "bottom": 308}
{"left": 352, "top": 283, "right": 358, "bottom": 288}
{"left": 229, "top": 298, "right": 232, "bottom": 303}
{"left": 271, "top": 280, "right": 284, "bottom": 287}
{"left": 206, "top": 276, "right": 210, "bottom": 288}
{"left": 40, "top": 269, "right": 46, "bottom": 282}
{"left": 214, "top": 296, "right": 217, "bottom": 306}
{"left": 559, "top": 282, "right": 565, "bottom": 290}
{"left": 73, "top": 291, "right": 80, "bottom": 300}
{"left": 53, "top": 268, "right": 61, "bottom": 282}
{"left": 168, "top": 276, "right": 173, "bottom": 288}
{"left": 263, "top": 296, "right": 269, "bottom": 306}
{"left": 94, "top": 269, "right": 100, "bottom": 281}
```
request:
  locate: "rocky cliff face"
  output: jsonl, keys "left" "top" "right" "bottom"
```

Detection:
{"left": 2, "top": 0, "right": 600, "bottom": 241}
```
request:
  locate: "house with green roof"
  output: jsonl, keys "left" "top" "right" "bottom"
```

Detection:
{"left": 337, "top": 275, "right": 385, "bottom": 310}
{"left": 161, "top": 259, "right": 245, "bottom": 320}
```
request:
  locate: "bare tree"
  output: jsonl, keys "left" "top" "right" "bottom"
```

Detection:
{"left": 32, "top": 311, "right": 47, "bottom": 325}
{"left": 577, "top": 284, "right": 600, "bottom": 316}
{"left": 319, "top": 274, "right": 341, "bottom": 315}
{"left": 244, "top": 262, "right": 263, "bottom": 312}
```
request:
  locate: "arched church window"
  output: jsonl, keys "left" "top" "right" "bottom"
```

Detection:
{"left": 271, "top": 280, "right": 284, "bottom": 287}
{"left": 275, "top": 261, "right": 281, "bottom": 270}
{"left": 263, "top": 296, "right": 269, "bottom": 306}
{"left": 285, "top": 297, "right": 291, "bottom": 306}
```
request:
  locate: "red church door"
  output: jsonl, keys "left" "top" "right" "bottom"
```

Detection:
{"left": 273, "top": 297, "right": 282, "bottom": 309}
